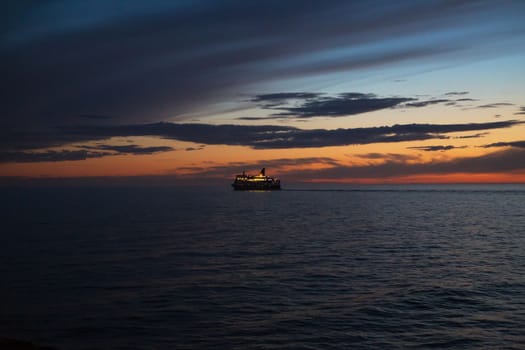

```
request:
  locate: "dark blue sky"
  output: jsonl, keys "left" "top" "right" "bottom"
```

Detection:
{"left": 3, "top": 1, "right": 524, "bottom": 127}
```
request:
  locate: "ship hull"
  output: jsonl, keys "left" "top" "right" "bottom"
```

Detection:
{"left": 232, "top": 182, "right": 281, "bottom": 191}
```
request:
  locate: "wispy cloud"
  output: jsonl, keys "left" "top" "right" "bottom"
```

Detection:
{"left": 515, "top": 107, "right": 525, "bottom": 115}
{"left": 247, "top": 91, "right": 491, "bottom": 119}
{"left": 250, "top": 92, "right": 413, "bottom": 119}
{"left": 482, "top": 140, "right": 525, "bottom": 149}
{"left": 0, "top": 150, "right": 110, "bottom": 163}
{"left": 250, "top": 92, "right": 322, "bottom": 103}
{"left": 404, "top": 99, "right": 450, "bottom": 108}
{"left": 355, "top": 153, "right": 421, "bottom": 162}
{"left": 185, "top": 146, "right": 205, "bottom": 151}
{"left": 454, "top": 132, "right": 489, "bottom": 139}
{"left": 272, "top": 95, "right": 414, "bottom": 118}
{"left": 445, "top": 91, "right": 469, "bottom": 96}
{"left": 237, "top": 116, "right": 286, "bottom": 121}
{"left": 477, "top": 103, "right": 514, "bottom": 109}
{"left": 407, "top": 145, "right": 467, "bottom": 152}
{"left": 1, "top": 144, "right": 174, "bottom": 163}
{"left": 78, "top": 144, "right": 174, "bottom": 155}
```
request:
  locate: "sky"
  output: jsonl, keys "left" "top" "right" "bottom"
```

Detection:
{"left": 2, "top": 0, "right": 525, "bottom": 184}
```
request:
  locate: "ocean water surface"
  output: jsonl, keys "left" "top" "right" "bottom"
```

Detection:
{"left": 1, "top": 184, "right": 525, "bottom": 349}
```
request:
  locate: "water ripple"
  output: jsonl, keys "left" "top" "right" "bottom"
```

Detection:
{"left": 1, "top": 185, "right": 525, "bottom": 349}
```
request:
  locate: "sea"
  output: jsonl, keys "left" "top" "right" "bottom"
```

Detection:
{"left": 1, "top": 184, "right": 525, "bottom": 349}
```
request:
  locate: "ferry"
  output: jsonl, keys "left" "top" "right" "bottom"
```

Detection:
{"left": 232, "top": 168, "right": 281, "bottom": 190}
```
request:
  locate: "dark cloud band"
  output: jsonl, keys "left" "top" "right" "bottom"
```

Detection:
{"left": 408, "top": 145, "right": 467, "bottom": 152}
{"left": 482, "top": 140, "right": 525, "bottom": 149}
{"left": 1, "top": 144, "right": 174, "bottom": 163}
{"left": 1, "top": 120, "right": 521, "bottom": 162}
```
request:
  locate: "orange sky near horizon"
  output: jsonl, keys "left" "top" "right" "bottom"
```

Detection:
{"left": 2, "top": 121, "right": 525, "bottom": 184}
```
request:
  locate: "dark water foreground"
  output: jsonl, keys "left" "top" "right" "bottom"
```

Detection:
{"left": 0, "top": 337, "right": 58, "bottom": 349}
{"left": 1, "top": 184, "right": 525, "bottom": 349}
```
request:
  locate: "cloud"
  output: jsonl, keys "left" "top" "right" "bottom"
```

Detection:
{"left": 0, "top": 150, "right": 110, "bottom": 163}
{"left": 185, "top": 146, "right": 205, "bottom": 151}
{"left": 477, "top": 103, "right": 514, "bottom": 108}
{"left": 515, "top": 107, "right": 525, "bottom": 115}
{"left": 247, "top": 91, "right": 486, "bottom": 120}
{"left": 482, "top": 141, "right": 525, "bottom": 149}
{"left": 445, "top": 91, "right": 469, "bottom": 96}
{"left": 454, "top": 132, "right": 489, "bottom": 139}
{"left": 236, "top": 116, "right": 285, "bottom": 121}
{"left": 404, "top": 99, "right": 450, "bottom": 108}
{"left": 251, "top": 92, "right": 322, "bottom": 102}
{"left": 78, "top": 144, "right": 174, "bottom": 154}
{"left": 355, "top": 153, "right": 421, "bottom": 162}
{"left": 0, "top": 143, "right": 174, "bottom": 163}
{"left": 407, "top": 145, "right": 467, "bottom": 152}
{"left": 253, "top": 93, "right": 414, "bottom": 118}
{"left": 275, "top": 95, "right": 414, "bottom": 118}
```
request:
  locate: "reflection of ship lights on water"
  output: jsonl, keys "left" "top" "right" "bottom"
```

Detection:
{"left": 231, "top": 168, "right": 281, "bottom": 190}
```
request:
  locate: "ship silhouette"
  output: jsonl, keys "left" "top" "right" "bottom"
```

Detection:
{"left": 232, "top": 168, "right": 281, "bottom": 190}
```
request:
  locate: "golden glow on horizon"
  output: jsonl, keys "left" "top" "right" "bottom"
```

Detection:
{"left": 307, "top": 172, "right": 525, "bottom": 184}
{"left": 2, "top": 143, "right": 525, "bottom": 184}
{"left": 1, "top": 118, "right": 524, "bottom": 183}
